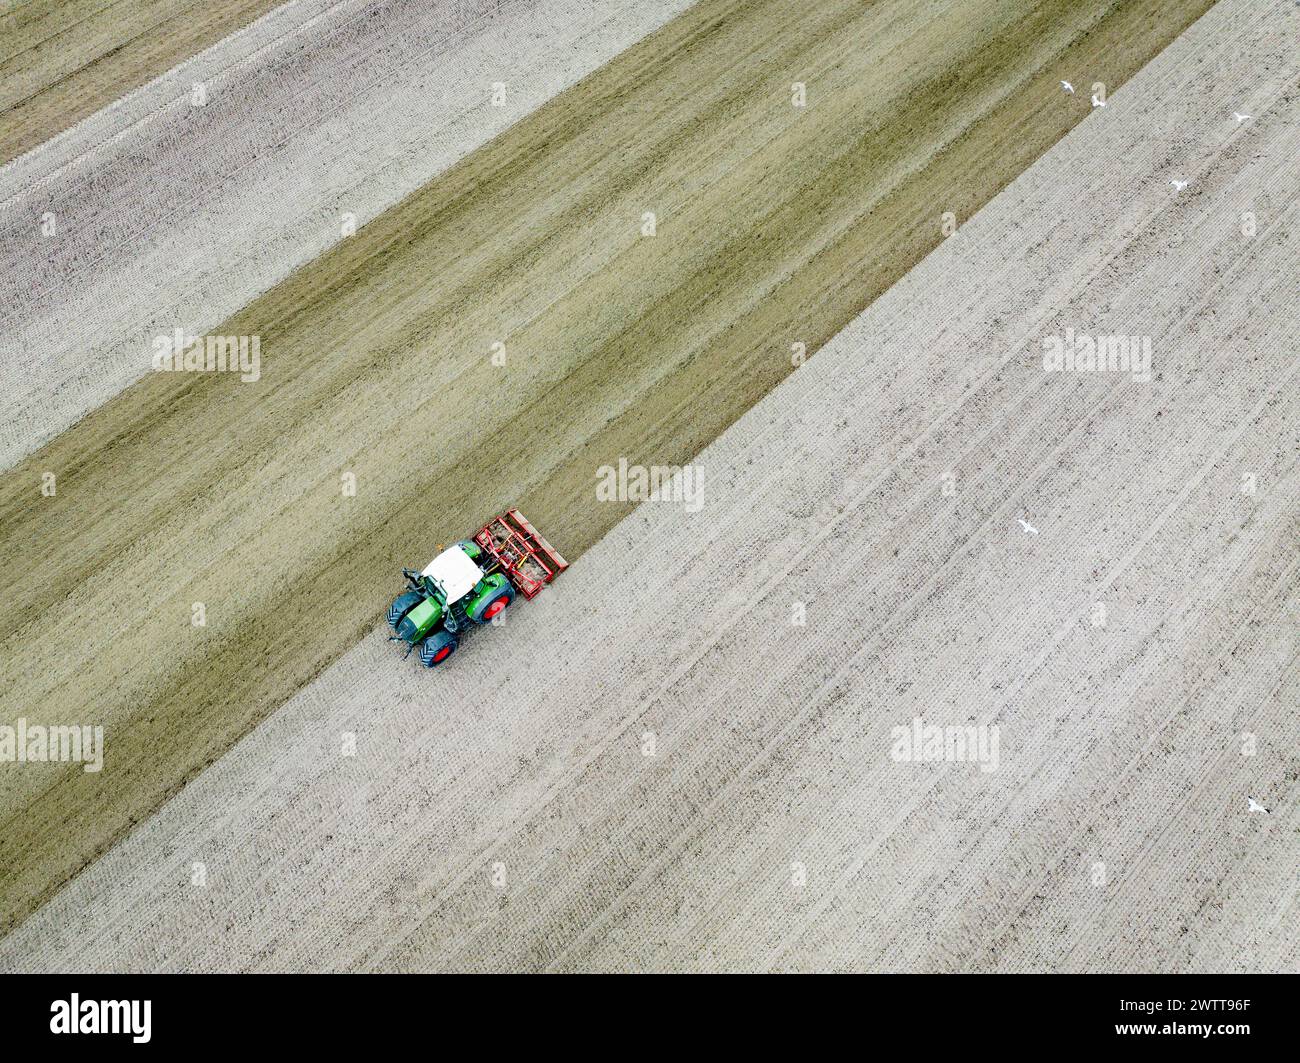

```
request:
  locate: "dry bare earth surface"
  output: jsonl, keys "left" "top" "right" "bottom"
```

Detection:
{"left": 0, "top": 0, "right": 280, "bottom": 165}
{"left": 0, "top": 0, "right": 695, "bottom": 468}
{"left": 0, "top": 0, "right": 1211, "bottom": 935}
{"left": 2, "top": 0, "right": 1294, "bottom": 973}
{"left": 0, "top": 0, "right": 1215, "bottom": 939}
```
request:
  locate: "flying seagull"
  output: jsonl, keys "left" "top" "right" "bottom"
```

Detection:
{"left": 1233, "top": 112, "right": 1252, "bottom": 123}
{"left": 1061, "top": 80, "right": 1075, "bottom": 94}
{"left": 1091, "top": 93, "right": 1106, "bottom": 108}
{"left": 1247, "top": 797, "right": 1269, "bottom": 814}
{"left": 1170, "top": 178, "right": 1189, "bottom": 192}
{"left": 1017, "top": 518, "right": 1039, "bottom": 536}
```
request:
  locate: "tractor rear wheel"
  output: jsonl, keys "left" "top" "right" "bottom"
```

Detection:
{"left": 419, "top": 630, "right": 459, "bottom": 668}
{"left": 468, "top": 581, "right": 515, "bottom": 624}
{"left": 387, "top": 590, "right": 424, "bottom": 630}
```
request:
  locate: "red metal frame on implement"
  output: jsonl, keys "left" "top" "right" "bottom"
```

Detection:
{"left": 473, "top": 509, "right": 569, "bottom": 600}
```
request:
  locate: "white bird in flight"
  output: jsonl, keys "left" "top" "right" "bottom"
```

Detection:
{"left": 1247, "top": 797, "right": 1269, "bottom": 814}
{"left": 1233, "top": 112, "right": 1252, "bottom": 123}
{"left": 1017, "top": 518, "right": 1039, "bottom": 536}
{"left": 1091, "top": 93, "right": 1106, "bottom": 108}
{"left": 1170, "top": 178, "right": 1189, "bottom": 192}
{"left": 1061, "top": 80, "right": 1075, "bottom": 94}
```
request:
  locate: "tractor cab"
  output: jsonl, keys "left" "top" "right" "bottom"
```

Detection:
{"left": 420, "top": 543, "right": 485, "bottom": 605}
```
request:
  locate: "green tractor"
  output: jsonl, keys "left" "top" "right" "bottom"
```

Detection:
{"left": 387, "top": 510, "right": 567, "bottom": 668}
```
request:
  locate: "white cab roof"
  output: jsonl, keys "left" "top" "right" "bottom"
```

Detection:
{"left": 421, "top": 545, "right": 484, "bottom": 604}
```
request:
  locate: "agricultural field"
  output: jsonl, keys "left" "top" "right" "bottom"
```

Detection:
{"left": 0, "top": 0, "right": 280, "bottom": 164}
{"left": 0, "top": 0, "right": 1293, "bottom": 974}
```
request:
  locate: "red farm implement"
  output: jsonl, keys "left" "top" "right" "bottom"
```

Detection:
{"left": 473, "top": 509, "right": 568, "bottom": 600}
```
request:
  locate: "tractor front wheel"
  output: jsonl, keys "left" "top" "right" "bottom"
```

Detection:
{"left": 419, "top": 630, "right": 459, "bottom": 668}
{"left": 387, "top": 590, "right": 424, "bottom": 630}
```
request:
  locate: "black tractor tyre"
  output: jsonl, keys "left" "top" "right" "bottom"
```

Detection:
{"left": 387, "top": 590, "right": 424, "bottom": 630}
{"left": 468, "top": 581, "right": 516, "bottom": 624}
{"left": 420, "top": 629, "right": 459, "bottom": 668}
